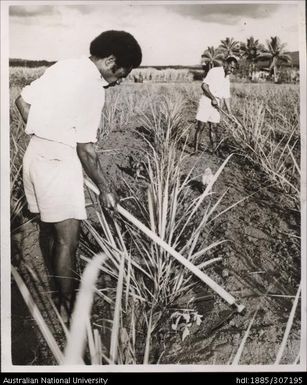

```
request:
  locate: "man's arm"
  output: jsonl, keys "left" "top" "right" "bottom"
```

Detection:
{"left": 15, "top": 95, "right": 31, "bottom": 124}
{"left": 77, "top": 142, "right": 119, "bottom": 210}
{"left": 201, "top": 83, "right": 218, "bottom": 109}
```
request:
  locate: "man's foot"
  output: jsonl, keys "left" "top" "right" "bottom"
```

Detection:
{"left": 191, "top": 144, "right": 211, "bottom": 155}
{"left": 212, "top": 146, "right": 222, "bottom": 156}
{"left": 53, "top": 293, "right": 72, "bottom": 326}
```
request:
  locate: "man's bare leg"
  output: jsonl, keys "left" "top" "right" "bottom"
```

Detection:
{"left": 51, "top": 218, "right": 81, "bottom": 320}
{"left": 194, "top": 120, "right": 205, "bottom": 153}
{"left": 209, "top": 122, "right": 222, "bottom": 153}
{"left": 208, "top": 122, "right": 215, "bottom": 150}
{"left": 39, "top": 222, "right": 56, "bottom": 292}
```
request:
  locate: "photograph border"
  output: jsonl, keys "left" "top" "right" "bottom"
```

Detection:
{"left": 1, "top": 0, "right": 306, "bottom": 374}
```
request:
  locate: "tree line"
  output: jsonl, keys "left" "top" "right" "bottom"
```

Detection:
{"left": 9, "top": 58, "right": 56, "bottom": 68}
{"left": 9, "top": 36, "right": 299, "bottom": 84}
{"left": 201, "top": 36, "right": 298, "bottom": 83}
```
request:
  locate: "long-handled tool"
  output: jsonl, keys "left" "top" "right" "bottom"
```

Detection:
{"left": 84, "top": 178, "right": 245, "bottom": 314}
{"left": 218, "top": 107, "right": 244, "bottom": 128}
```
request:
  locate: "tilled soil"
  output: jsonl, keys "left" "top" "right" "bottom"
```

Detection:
{"left": 11, "top": 123, "right": 301, "bottom": 366}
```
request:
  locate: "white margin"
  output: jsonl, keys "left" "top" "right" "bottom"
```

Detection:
{"left": 1, "top": 0, "right": 13, "bottom": 371}
{"left": 1, "top": 0, "right": 306, "bottom": 374}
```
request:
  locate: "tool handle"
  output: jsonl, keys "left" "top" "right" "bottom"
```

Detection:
{"left": 84, "top": 178, "right": 245, "bottom": 313}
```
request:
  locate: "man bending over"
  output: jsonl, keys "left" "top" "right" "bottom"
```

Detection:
{"left": 16, "top": 30, "right": 142, "bottom": 320}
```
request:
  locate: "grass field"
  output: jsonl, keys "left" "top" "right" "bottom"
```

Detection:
{"left": 9, "top": 66, "right": 301, "bottom": 365}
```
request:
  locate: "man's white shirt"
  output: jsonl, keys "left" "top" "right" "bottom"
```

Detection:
{"left": 203, "top": 66, "right": 230, "bottom": 99}
{"left": 21, "top": 56, "right": 108, "bottom": 147}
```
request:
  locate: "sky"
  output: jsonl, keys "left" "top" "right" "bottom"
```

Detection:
{"left": 7, "top": 1, "right": 301, "bottom": 66}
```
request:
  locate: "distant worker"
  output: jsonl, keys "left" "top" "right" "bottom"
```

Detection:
{"left": 194, "top": 56, "right": 238, "bottom": 153}
{"left": 15, "top": 30, "right": 142, "bottom": 322}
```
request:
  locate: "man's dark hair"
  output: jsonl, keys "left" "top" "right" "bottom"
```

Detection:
{"left": 90, "top": 30, "right": 142, "bottom": 68}
{"left": 225, "top": 56, "right": 238, "bottom": 66}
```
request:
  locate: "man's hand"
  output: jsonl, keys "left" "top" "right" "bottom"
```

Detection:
{"left": 211, "top": 98, "right": 219, "bottom": 109}
{"left": 202, "top": 83, "right": 219, "bottom": 110}
{"left": 77, "top": 143, "right": 120, "bottom": 212}
{"left": 99, "top": 188, "right": 119, "bottom": 211}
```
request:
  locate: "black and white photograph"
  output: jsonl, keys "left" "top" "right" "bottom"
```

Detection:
{"left": 1, "top": 0, "right": 306, "bottom": 373}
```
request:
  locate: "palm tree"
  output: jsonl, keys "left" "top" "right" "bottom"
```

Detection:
{"left": 240, "top": 36, "right": 264, "bottom": 80}
{"left": 218, "top": 37, "right": 240, "bottom": 59}
{"left": 201, "top": 46, "right": 224, "bottom": 70}
{"left": 258, "top": 36, "right": 292, "bottom": 82}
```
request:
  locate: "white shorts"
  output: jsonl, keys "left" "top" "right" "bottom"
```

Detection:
{"left": 196, "top": 96, "right": 221, "bottom": 123}
{"left": 23, "top": 135, "right": 87, "bottom": 223}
